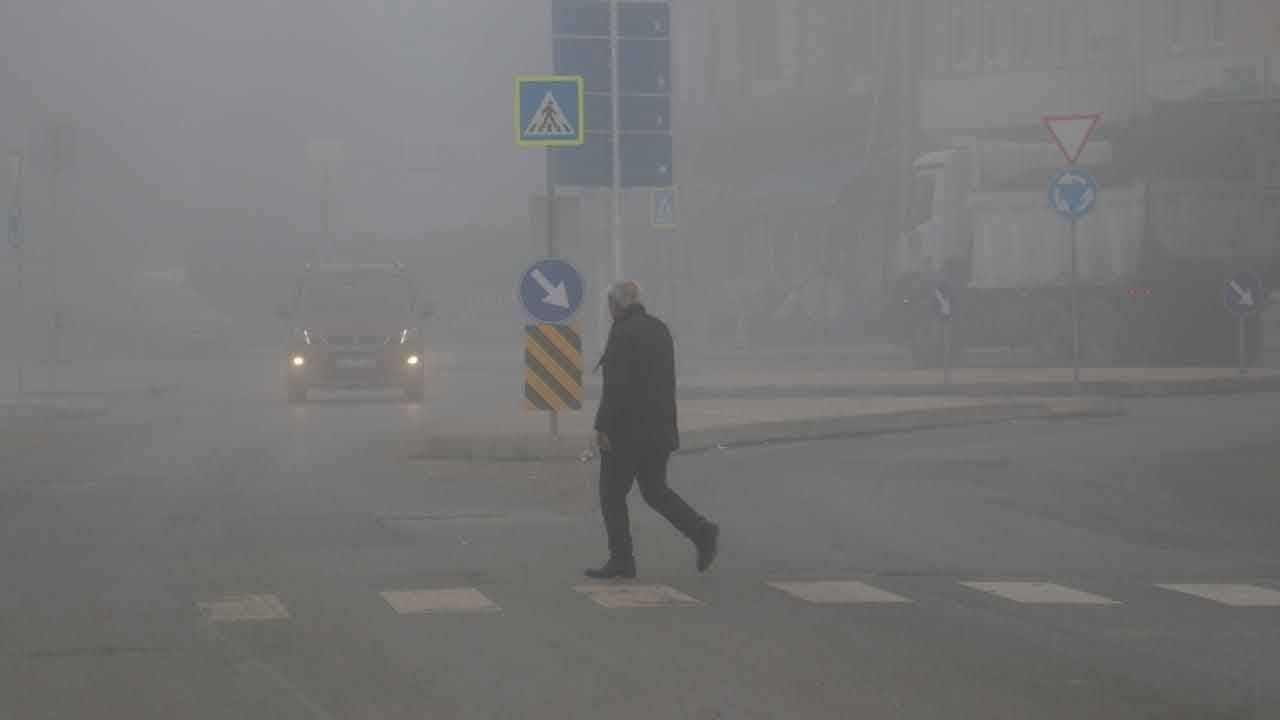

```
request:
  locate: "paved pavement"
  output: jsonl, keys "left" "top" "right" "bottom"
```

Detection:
{"left": 2, "top": 346, "right": 1279, "bottom": 718}
{"left": 672, "top": 366, "right": 1280, "bottom": 398}
{"left": 420, "top": 395, "right": 1118, "bottom": 460}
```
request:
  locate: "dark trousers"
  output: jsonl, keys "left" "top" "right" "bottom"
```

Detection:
{"left": 599, "top": 448, "right": 709, "bottom": 561}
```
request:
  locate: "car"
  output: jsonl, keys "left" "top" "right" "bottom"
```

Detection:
{"left": 279, "top": 264, "right": 433, "bottom": 403}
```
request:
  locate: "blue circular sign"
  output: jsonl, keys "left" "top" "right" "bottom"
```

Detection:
{"left": 520, "top": 258, "right": 585, "bottom": 324}
{"left": 1048, "top": 169, "right": 1098, "bottom": 220}
{"left": 1223, "top": 271, "right": 1264, "bottom": 317}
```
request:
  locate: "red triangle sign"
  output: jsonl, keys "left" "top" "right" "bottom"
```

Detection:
{"left": 1043, "top": 114, "right": 1101, "bottom": 165}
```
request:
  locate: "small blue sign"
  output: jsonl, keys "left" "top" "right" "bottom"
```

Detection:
{"left": 1223, "top": 271, "right": 1264, "bottom": 316}
{"left": 516, "top": 76, "right": 585, "bottom": 148}
{"left": 520, "top": 258, "right": 586, "bottom": 324}
{"left": 931, "top": 282, "right": 954, "bottom": 320}
{"left": 1048, "top": 169, "right": 1098, "bottom": 220}
{"left": 653, "top": 187, "right": 676, "bottom": 229}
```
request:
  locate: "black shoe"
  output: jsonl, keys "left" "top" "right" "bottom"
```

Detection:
{"left": 695, "top": 523, "right": 720, "bottom": 573}
{"left": 584, "top": 558, "right": 636, "bottom": 580}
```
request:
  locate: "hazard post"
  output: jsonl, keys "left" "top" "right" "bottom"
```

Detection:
{"left": 517, "top": 75, "right": 586, "bottom": 440}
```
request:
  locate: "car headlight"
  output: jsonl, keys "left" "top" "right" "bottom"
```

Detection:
{"left": 292, "top": 355, "right": 306, "bottom": 367}
{"left": 406, "top": 355, "right": 421, "bottom": 367}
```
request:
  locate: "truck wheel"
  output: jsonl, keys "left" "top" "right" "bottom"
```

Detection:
{"left": 1081, "top": 298, "right": 1122, "bottom": 367}
{"left": 1032, "top": 303, "right": 1072, "bottom": 367}
{"left": 908, "top": 319, "right": 944, "bottom": 369}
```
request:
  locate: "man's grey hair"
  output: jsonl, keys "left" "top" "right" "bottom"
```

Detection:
{"left": 607, "top": 281, "right": 642, "bottom": 309}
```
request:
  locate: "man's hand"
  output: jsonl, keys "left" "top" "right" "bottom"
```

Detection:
{"left": 596, "top": 431, "right": 612, "bottom": 454}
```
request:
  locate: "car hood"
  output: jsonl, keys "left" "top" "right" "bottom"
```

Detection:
{"left": 301, "top": 315, "right": 412, "bottom": 339}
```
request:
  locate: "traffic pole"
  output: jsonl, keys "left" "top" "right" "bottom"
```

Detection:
{"left": 1238, "top": 315, "right": 1247, "bottom": 378}
{"left": 609, "top": 0, "right": 623, "bottom": 283}
{"left": 942, "top": 320, "right": 952, "bottom": 387}
{"left": 545, "top": 148, "right": 560, "bottom": 441}
{"left": 8, "top": 150, "right": 24, "bottom": 394}
{"left": 1069, "top": 216, "right": 1081, "bottom": 396}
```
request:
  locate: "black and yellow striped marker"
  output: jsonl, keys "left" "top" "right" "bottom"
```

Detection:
{"left": 524, "top": 323, "right": 583, "bottom": 412}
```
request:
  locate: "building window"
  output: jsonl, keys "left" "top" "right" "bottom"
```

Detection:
{"left": 1166, "top": 0, "right": 1186, "bottom": 54}
{"left": 951, "top": 1, "right": 978, "bottom": 70}
{"left": 1204, "top": 0, "right": 1225, "bottom": 47}
{"left": 982, "top": 1, "right": 1015, "bottom": 70}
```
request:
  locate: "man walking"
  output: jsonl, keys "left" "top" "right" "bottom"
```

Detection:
{"left": 586, "top": 282, "right": 719, "bottom": 580}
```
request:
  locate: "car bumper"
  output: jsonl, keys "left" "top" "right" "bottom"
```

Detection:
{"left": 287, "top": 348, "right": 423, "bottom": 387}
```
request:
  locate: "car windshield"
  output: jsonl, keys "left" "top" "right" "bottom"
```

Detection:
{"left": 300, "top": 270, "right": 413, "bottom": 316}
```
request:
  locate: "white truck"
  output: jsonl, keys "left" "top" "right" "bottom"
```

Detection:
{"left": 890, "top": 138, "right": 1279, "bottom": 367}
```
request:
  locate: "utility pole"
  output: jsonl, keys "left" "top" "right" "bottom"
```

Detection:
{"left": 898, "top": 0, "right": 920, "bottom": 292}
{"left": 44, "top": 122, "right": 74, "bottom": 391}
{"left": 8, "top": 150, "right": 25, "bottom": 394}
{"left": 609, "top": 0, "right": 623, "bottom": 283}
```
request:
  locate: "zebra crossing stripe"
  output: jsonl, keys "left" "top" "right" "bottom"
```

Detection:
{"left": 199, "top": 594, "right": 290, "bottom": 622}
{"left": 770, "top": 581, "right": 911, "bottom": 605}
{"left": 962, "top": 581, "right": 1119, "bottom": 605}
{"left": 1158, "top": 584, "right": 1280, "bottom": 607}
{"left": 381, "top": 588, "right": 501, "bottom": 615}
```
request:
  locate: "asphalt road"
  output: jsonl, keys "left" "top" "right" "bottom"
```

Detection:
{"left": 2, "top": 349, "right": 1279, "bottom": 719}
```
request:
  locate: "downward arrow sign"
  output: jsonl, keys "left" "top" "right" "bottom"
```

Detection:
{"left": 1230, "top": 280, "right": 1255, "bottom": 307}
{"left": 532, "top": 269, "right": 570, "bottom": 309}
{"left": 934, "top": 289, "right": 952, "bottom": 317}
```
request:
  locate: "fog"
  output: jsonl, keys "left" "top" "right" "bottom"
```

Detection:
{"left": 3, "top": 1, "right": 1279, "bottom": 381}
{"left": 2, "top": 0, "right": 546, "bottom": 365}
{"left": 4, "top": 5, "right": 1280, "bottom": 717}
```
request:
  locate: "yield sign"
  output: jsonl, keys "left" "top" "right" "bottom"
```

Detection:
{"left": 1043, "top": 114, "right": 1101, "bottom": 165}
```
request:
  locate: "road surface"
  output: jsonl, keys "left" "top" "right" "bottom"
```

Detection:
{"left": 2, "top": 348, "right": 1279, "bottom": 719}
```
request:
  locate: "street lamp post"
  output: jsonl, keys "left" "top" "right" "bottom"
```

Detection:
{"left": 8, "top": 150, "right": 25, "bottom": 394}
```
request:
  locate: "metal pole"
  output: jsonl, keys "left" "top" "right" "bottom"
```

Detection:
{"left": 8, "top": 150, "right": 24, "bottom": 394}
{"left": 942, "top": 321, "right": 952, "bottom": 387}
{"left": 1238, "top": 315, "right": 1247, "bottom": 377}
{"left": 323, "top": 169, "right": 333, "bottom": 260}
{"left": 47, "top": 161, "right": 59, "bottom": 392}
{"left": 1070, "top": 216, "right": 1081, "bottom": 396}
{"left": 609, "top": 0, "right": 623, "bottom": 282}
{"left": 546, "top": 148, "right": 560, "bottom": 440}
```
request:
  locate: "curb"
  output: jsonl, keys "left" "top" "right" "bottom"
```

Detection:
{"left": 673, "top": 376, "right": 1280, "bottom": 400}
{"left": 416, "top": 397, "right": 1122, "bottom": 462}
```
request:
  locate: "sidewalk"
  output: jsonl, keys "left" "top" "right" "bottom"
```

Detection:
{"left": 417, "top": 394, "right": 1119, "bottom": 461}
{"left": 666, "top": 366, "right": 1280, "bottom": 399}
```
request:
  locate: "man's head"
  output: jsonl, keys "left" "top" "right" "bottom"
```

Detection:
{"left": 607, "top": 281, "right": 642, "bottom": 320}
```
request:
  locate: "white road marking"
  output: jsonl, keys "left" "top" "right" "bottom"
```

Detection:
{"left": 961, "top": 581, "right": 1119, "bottom": 605}
{"left": 381, "top": 588, "right": 501, "bottom": 615}
{"left": 1158, "top": 584, "right": 1280, "bottom": 607}
{"left": 769, "top": 580, "right": 911, "bottom": 605}
{"left": 199, "top": 594, "right": 291, "bottom": 622}
{"left": 573, "top": 585, "right": 703, "bottom": 608}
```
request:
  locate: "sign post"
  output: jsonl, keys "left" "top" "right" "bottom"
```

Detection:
{"left": 932, "top": 282, "right": 954, "bottom": 386}
{"left": 8, "top": 150, "right": 25, "bottom": 394}
{"left": 1045, "top": 114, "right": 1101, "bottom": 397}
{"left": 1223, "top": 271, "right": 1263, "bottom": 377}
{"left": 518, "top": 74, "right": 585, "bottom": 439}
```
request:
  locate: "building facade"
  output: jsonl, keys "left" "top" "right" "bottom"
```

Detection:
{"left": 673, "top": 0, "right": 1280, "bottom": 348}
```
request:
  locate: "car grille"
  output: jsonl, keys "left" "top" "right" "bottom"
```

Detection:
{"left": 322, "top": 334, "right": 390, "bottom": 347}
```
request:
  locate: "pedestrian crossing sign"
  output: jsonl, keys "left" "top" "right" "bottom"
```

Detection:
{"left": 516, "top": 76, "right": 585, "bottom": 147}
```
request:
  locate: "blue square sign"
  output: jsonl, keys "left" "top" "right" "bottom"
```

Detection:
{"left": 516, "top": 76, "right": 585, "bottom": 147}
